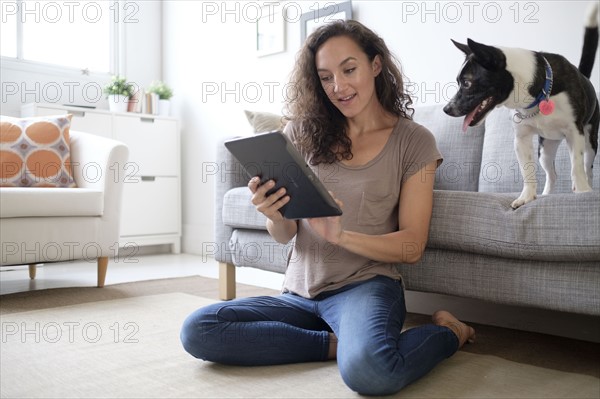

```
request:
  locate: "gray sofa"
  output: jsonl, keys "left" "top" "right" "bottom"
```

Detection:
{"left": 214, "top": 104, "right": 600, "bottom": 316}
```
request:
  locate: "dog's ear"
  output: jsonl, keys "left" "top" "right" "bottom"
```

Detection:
{"left": 467, "top": 39, "right": 506, "bottom": 70}
{"left": 451, "top": 39, "right": 472, "bottom": 56}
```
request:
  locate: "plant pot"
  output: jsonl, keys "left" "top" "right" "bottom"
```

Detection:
{"left": 108, "top": 94, "right": 129, "bottom": 113}
{"left": 158, "top": 99, "right": 171, "bottom": 116}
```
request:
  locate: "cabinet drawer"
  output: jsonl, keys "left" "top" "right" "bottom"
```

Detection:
{"left": 113, "top": 115, "right": 178, "bottom": 176}
{"left": 120, "top": 177, "right": 180, "bottom": 237}
{"left": 33, "top": 106, "right": 112, "bottom": 138}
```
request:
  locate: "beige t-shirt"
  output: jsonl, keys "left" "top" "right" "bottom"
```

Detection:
{"left": 282, "top": 117, "right": 443, "bottom": 298}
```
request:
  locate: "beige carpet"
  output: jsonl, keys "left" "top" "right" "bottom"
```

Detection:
{"left": 1, "top": 277, "right": 599, "bottom": 398}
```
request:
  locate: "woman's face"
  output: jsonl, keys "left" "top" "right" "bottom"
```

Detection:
{"left": 315, "top": 35, "right": 381, "bottom": 119}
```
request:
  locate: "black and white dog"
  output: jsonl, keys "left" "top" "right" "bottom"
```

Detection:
{"left": 444, "top": 4, "right": 599, "bottom": 209}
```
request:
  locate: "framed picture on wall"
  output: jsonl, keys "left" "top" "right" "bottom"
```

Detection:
{"left": 256, "top": 5, "right": 286, "bottom": 57}
{"left": 300, "top": 1, "right": 353, "bottom": 43}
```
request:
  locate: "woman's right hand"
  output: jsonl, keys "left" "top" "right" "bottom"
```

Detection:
{"left": 248, "top": 176, "right": 290, "bottom": 223}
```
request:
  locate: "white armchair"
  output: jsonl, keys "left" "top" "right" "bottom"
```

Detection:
{"left": 0, "top": 130, "right": 129, "bottom": 287}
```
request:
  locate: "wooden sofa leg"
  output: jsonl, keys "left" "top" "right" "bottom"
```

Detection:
{"left": 219, "top": 262, "right": 236, "bottom": 300}
{"left": 28, "top": 264, "right": 37, "bottom": 280}
{"left": 97, "top": 256, "right": 108, "bottom": 288}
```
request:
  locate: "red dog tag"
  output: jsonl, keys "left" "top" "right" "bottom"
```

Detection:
{"left": 539, "top": 99, "right": 555, "bottom": 115}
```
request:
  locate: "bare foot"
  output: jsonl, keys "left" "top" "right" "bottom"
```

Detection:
{"left": 432, "top": 310, "right": 476, "bottom": 348}
{"left": 327, "top": 333, "right": 338, "bottom": 360}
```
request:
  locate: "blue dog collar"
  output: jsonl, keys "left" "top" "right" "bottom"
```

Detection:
{"left": 525, "top": 57, "right": 553, "bottom": 109}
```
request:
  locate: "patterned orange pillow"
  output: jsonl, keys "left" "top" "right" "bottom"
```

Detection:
{"left": 0, "top": 114, "right": 77, "bottom": 188}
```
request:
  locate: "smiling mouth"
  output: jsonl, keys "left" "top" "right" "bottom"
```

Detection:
{"left": 463, "top": 96, "right": 495, "bottom": 132}
{"left": 338, "top": 93, "right": 356, "bottom": 103}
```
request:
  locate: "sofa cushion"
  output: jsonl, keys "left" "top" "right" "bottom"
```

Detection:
{"left": 413, "top": 105, "right": 485, "bottom": 192}
{"left": 0, "top": 187, "right": 104, "bottom": 217}
{"left": 223, "top": 187, "right": 268, "bottom": 230}
{"left": 428, "top": 190, "right": 600, "bottom": 261}
{"left": 0, "top": 114, "right": 77, "bottom": 188}
{"left": 479, "top": 107, "right": 600, "bottom": 193}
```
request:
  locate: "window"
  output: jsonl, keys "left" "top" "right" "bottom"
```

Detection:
{"left": 1, "top": 0, "right": 115, "bottom": 73}
{"left": 0, "top": 1, "right": 18, "bottom": 58}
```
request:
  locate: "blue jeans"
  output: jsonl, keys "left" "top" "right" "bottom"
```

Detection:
{"left": 180, "top": 276, "right": 458, "bottom": 396}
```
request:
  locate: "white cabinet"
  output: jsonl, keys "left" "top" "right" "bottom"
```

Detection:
{"left": 22, "top": 103, "right": 181, "bottom": 253}
{"left": 113, "top": 115, "right": 179, "bottom": 176}
{"left": 22, "top": 104, "right": 113, "bottom": 138}
{"left": 120, "top": 177, "right": 180, "bottom": 236}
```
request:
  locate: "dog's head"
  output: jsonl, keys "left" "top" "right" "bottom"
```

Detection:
{"left": 444, "top": 39, "right": 514, "bottom": 132}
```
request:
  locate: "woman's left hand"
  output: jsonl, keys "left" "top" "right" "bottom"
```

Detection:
{"left": 307, "top": 193, "right": 344, "bottom": 244}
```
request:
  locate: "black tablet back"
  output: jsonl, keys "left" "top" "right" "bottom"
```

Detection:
{"left": 224, "top": 131, "right": 343, "bottom": 219}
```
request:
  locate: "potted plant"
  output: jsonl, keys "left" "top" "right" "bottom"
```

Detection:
{"left": 147, "top": 80, "right": 173, "bottom": 116}
{"left": 104, "top": 75, "right": 134, "bottom": 113}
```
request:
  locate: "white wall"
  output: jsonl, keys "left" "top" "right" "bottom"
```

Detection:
{"left": 162, "top": 0, "right": 599, "bottom": 255}
{"left": 163, "top": 0, "right": 300, "bottom": 254}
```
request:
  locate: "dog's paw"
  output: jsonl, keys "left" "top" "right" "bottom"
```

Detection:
{"left": 573, "top": 176, "right": 593, "bottom": 193}
{"left": 511, "top": 195, "right": 536, "bottom": 209}
{"left": 573, "top": 184, "right": 593, "bottom": 193}
{"left": 512, "top": 186, "right": 537, "bottom": 209}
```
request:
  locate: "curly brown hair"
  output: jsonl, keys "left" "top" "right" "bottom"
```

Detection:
{"left": 285, "top": 19, "right": 413, "bottom": 165}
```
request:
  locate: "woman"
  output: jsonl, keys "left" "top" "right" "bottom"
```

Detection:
{"left": 181, "top": 20, "right": 475, "bottom": 396}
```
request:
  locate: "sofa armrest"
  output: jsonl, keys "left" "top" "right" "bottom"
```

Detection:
{"left": 214, "top": 136, "right": 252, "bottom": 263}
{"left": 70, "top": 130, "right": 129, "bottom": 224}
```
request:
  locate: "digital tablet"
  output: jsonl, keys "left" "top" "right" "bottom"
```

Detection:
{"left": 224, "top": 131, "right": 343, "bottom": 219}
